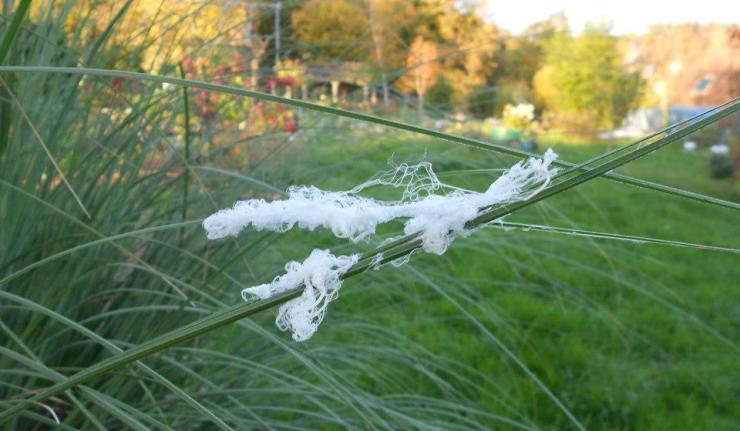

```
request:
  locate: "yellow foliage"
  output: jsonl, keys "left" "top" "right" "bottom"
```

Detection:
{"left": 532, "top": 65, "right": 557, "bottom": 109}
{"left": 275, "top": 59, "right": 307, "bottom": 85}
{"left": 436, "top": 9, "right": 499, "bottom": 102}
{"left": 44, "top": 0, "right": 251, "bottom": 72}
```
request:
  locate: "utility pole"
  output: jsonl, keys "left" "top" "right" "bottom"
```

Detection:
{"left": 242, "top": 1, "right": 282, "bottom": 88}
{"left": 245, "top": 2, "right": 281, "bottom": 64}
{"left": 274, "top": 1, "right": 281, "bottom": 66}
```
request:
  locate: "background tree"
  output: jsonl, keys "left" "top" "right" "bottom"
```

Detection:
{"left": 435, "top": 9, "right": 499, "bottom": 110}
{"left": 398, "top": 36, "right": 440, "bottom": 117}
{"left": 291, "top": 0, "right": 369, "bottom": 62}
{"left": 365, "top": 0, "right": 412, "bottom": 106}
{"left": 490, "top": 13, "right": 568, "bottom": 116}
{"left": 533, "top": 24, "right": 643, "bottom": 129}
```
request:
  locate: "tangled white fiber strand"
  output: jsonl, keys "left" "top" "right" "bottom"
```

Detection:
{"left": 204, "top": 149, "right": 558, "bottom": 341}
{"left": 205, "top": 149, "right": 558, "bottom": 254}
{"left": 242, "top": 250, "right": 359, "bottom": 342}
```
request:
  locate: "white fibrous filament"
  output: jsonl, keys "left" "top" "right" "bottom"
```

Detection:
{"left": 242, "top": 250, "right": 359, "bottom": 342}
{"left": 205, "top": 149, "right": 558, "bottom": 254}
{"left": 204, "top": 149, "right": 558, "bottom": 341}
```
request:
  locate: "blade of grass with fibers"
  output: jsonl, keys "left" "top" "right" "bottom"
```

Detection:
{"left": 3, "top": 95, "right": 737, "bottom": 423}
{"left": 0, "top": 66, "right": 736, "bottom": 211}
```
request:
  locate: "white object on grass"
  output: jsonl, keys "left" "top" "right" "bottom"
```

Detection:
{"left": 683, "top": 141, "right": 697, "bottom": 152}
{"left": 204, "top": 149, "right": 558, "bottom": 255}
{"left": 709, "top": 143, "right": 729, "bottom": 155}
{"left": 242, "top": 249, "right": 359, "bottom": 342}
{"left": 207, "top": 150, "right": 559, "bottom": 341}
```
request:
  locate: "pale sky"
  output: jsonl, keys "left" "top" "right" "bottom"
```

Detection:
{"left": 481, "top": 0, "right": 740, "bottom": 35}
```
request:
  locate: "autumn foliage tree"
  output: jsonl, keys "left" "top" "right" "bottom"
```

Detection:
{"left": 435, "top": 10, "right": 499, "bottom": 109}
{"left": 399, "top": 37, "right": 440, "bottom": 117}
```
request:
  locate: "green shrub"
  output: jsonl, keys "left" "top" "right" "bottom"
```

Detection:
{"left": 425, "top": 75, "right": 454, "bottom": 116}
{"left": 466, "top": 84, "right": 496, "bottom": 119}
{"left": 708, "top": 154, "right": 735, "bottom": 178}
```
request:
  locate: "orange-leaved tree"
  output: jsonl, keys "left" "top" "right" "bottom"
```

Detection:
{"left": 398, "top": 36, "right": 440, "bottom": 117}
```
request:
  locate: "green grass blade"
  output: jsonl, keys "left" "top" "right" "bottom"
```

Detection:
{"left": 81, "top": 0, "right": 133, "bottom": 66}
{"left": 42, "top": 1, "right": 134, "bottom": 155}
{"left": 0, "top": 75, "right": 91, "bottom": 218}
{"left": 0, "top": 65, "right": 736, "bottom": 211}
{"left": 0, "top": 0, "right": 31, "bottom": 155}
{"left": 0, "top": 0, "right": 31, "bottom": 64}
{"left": 0, "top": 71, "right": 13, "bottom": 155}
{"left": 408, "top": 267, "right": 587, "bottom": 431}
{"left": 0, "top": 289, "right": 301, "bottom": 423}
{"left": 468, "top": 98, "right": 740, "bottom": 227}
{"left": 0, "top": 346, "right": 129, "bottom": 430}
{"left": 178, "top": 62, "right": 191, "bottom": 246}
{"left": 0, "top": 217, "right": 199, "bottom": 286}
{"left": 496, "top": 222, "right": 740, "bottom": 254}
{"left": 0, "top": 321, "right": 107, "bottom": 430}
{"left": 0, "top": 289, "right": 233, "bottom": 430}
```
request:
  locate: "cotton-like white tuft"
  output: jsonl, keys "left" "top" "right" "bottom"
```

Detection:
{"left": 242, "top": 249, "right": 359, "bottom": 342}
{"left": 204, "top": 149, "right": 558, "bottom": 255}
{"left": 207, "top": 150, "right": 559, "bottom": 341}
